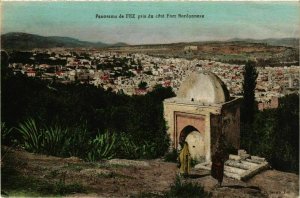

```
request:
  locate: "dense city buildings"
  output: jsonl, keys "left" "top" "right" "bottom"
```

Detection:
{"left": 7, "top": 49, "right": 299, "bottom": 110}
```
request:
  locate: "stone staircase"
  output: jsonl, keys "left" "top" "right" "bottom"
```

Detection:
{"left": 194, "top": 150, "right": 270, "bottom": 180}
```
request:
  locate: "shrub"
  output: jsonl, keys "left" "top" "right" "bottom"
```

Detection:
{"left": 164, "top": 149, "right": 178, "bottom": 163}
{"left": 117, "top": 134, "right": 162, "bottom": 159}
{"left": 86, "top": 131, "right": 117, "bottom": 161}
{"left": 63, "top": 125, "right": 91, "bottom": 158}
{"left": 16, "top": 118, "right": 43, "bottom": 153}
{"left": 16, "top": 118, "right": 69, "bottom": 156}
{"left": 165, "top": 176, "right": 210, "bottom": 198}
{"left": 41, "top": 125, "right": 68, "bottom": 156}
{"left": 118, "top": 133, "right": 140, "bottom": 159}
{"left": 139, "top": 141, "right": 158, "bottom": 159}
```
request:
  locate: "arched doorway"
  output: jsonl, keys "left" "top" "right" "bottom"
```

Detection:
{"left": 180, "top": 125, "right": 205, "bottom": 162}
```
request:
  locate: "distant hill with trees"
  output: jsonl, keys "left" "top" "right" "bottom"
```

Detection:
{"left": 227, "top": 38, "right": 299, "bottom": 48}
{"left": 1, "top": 32, "right": 128, "bottom": 50}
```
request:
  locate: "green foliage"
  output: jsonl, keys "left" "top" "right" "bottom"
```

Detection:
{"left": 17, "top": 119, "right": 71, "bottom": 156}
{"left": 16, "top": 118, "right": 90, "bottom": 157}
{"left": 3, "top": 74, "right": 175, "bottom": 160}
{"left": 271, "top": 94, "right": 299, "bottom": 172}
{"left": 240, "top": 60, "right": 258, "bottom": 153}
{"left": 86, "top": 131, "right": 117, "bottom": 161}
{"left": 63, "top": 125, "right": 90, "bottom": 158}
{"left": 242, "top": 94, "right": 299, "bottom": 173}
{"left": 42, "top": 125, "right": 68, "bottom": 156}
{"left": 241, "top": 60, "right": 258, "bottom": 125}
{"left": 139, "top": 141, "right": 157, "bottom": 159}
{"left": 164, "top": 149, "right": 178, "bottom": 163}
{"left": 1, "top": 122, "right": 13, "bottom": 144}
{"left": 119, "top": 133, "right": 141, "bottom": 159}
{"left": 165, "top": 176, "right": 210, "bottom": 198}
{"left": 117, "top": 134, "right": 160, "bottom": 159}
{"left": 15, "top": 117, "right": 170, "bottom": 161}
{"left": 16, "top": 118, "right": 43, "bottom": 153}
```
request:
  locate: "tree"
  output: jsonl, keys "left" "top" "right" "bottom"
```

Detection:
{"left": 1, "top": 50, "right": 13, "bottom": 79}
{"left": 241, "top": 60, "right": 258, "bottom": 124}
{"left": 251, "top": 94, "right": 299, "bottom": 173}
{"left": 272, "top": 94, "right": 299, "bottom": 172}
{"left": 240, "top": 60, "right": 258, "bottom": 152}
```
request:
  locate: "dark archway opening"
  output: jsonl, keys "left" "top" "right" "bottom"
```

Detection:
{"left": 179, "top": 125, "right": 199, "bottom": 146}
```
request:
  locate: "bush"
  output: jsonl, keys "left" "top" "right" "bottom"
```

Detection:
{"left": 117, "top": 134, "right": 160, "bottom": 159}
{"left": 86, "top": 131, "right": 117, "bottom": 161}
{"left": 16, "top": 118, "right": 44, "bottom": 153}
{"left": 241, "top": 94, "right": 299, "bottom": 173}
{"left": 165, "top": 176, "right": 210, "bottom": 198}
{"left": 16, "top": 118, "right": 90, "bottom": 158}
{"left": 164, "top": 149, "right": 178, "bottom": 163}
{"left": 118, "top": 133, "right": 140, "bottom": 159}
{"left": 62, "top": 125, "right": 90, "bottom": 158}
{"left": 42, "top": 125, "right": 68, "bottom": 156}
{"left": 3, "top": 74, "right": 175, "bottom": 161}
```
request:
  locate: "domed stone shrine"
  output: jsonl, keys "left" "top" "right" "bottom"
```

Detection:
{"left": 163, "top": 71, "right": 242, "bottom": 162}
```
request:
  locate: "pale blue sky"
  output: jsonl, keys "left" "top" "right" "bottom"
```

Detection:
{"left": 2, "top": 2, "right": 299, "bottom": 44}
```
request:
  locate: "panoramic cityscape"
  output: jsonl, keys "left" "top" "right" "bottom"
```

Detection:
{"left": 1, "top": 1, "right": 299, "bottom": 198}
{"left": 6, "top": 45, "right": 299, "bottom": 110}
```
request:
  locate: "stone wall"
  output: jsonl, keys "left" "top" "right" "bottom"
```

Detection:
{"left": 221, "top": 98, "right": 241, "bottom": 150}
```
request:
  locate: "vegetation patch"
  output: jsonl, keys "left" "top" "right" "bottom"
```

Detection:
{"left": 1, "top": 165, "right": 86, "bottom": 196}
{"left": 164, "top": 149, "right": 178, "bottom": 163}
{"left": 164, "top": 176, "right": 210, "bottom": 198}
{"left": 2, "top": 73, "right": 174, "bottom": 161}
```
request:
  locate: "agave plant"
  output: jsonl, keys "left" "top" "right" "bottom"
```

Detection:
{"left": 86, "top": 131, "right": 117, "bottom": 161}
{"left": 41, "top": 125, "right": 68, "bottom": 156}
{"left": 139, "top": 141, "right": 157, "bottom": 159}
{"left": 16, "top": 118, "right": 43, "bottom": 153}
{"left": 63, "top": 126, "right": 90, "bottom": 158}
{"left": 118, "top": 133, "right": 140, "bottom": 159}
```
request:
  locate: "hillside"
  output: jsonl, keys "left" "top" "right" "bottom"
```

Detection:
{"left": 2, "top": 147, "right": 299, "bottom": 197}
{"left": 228, "top": 38, "right": 299, "bottom": 48}
{"left": 1, "top": 32, "right": 128, "bottom": 50}
{"left": 2, "top": 32, "right": 298, "bottom": 50}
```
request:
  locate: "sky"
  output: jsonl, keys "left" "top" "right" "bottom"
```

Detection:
{"left": 1, "top": 2, "right": 299, "bottom": 45}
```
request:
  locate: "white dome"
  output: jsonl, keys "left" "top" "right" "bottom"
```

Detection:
{"left": 177, "top": 71, "right": 230, "bottom": 104}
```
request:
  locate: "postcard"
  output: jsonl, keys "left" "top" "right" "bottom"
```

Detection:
{"left": 1, "top": 1, "right": 299, "bottom": 197}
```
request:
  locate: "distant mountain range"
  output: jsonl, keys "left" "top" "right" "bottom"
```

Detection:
{"left": 1, "top": 32, "right": 299, "bottom": 50}
{"left": 227, "top": 38, "right": 299, "bottom": 48}
{"left": 1, "top": 32, "right": 128, "bottom": 50}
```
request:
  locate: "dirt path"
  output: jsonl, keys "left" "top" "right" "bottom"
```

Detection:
{"left": 2, "top": 148, "right": 299, "bottom": 197}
